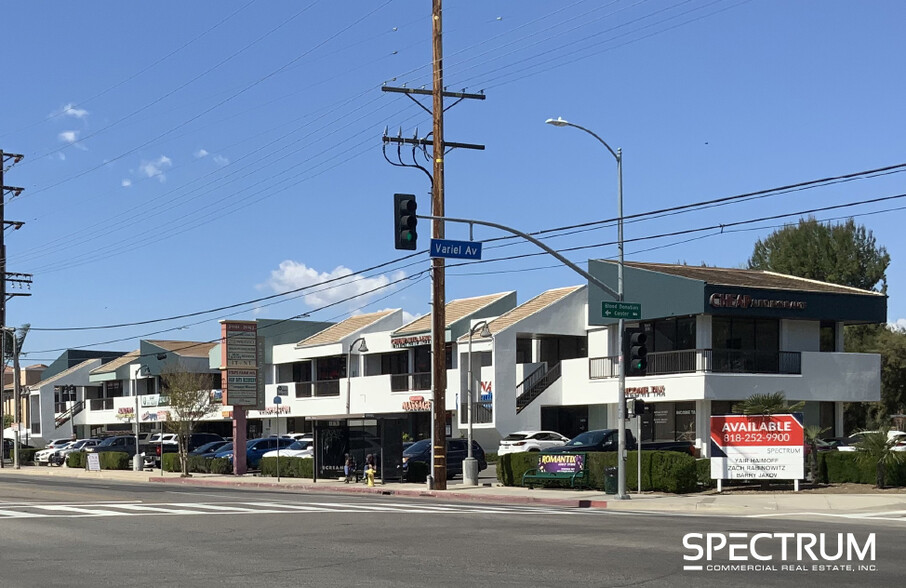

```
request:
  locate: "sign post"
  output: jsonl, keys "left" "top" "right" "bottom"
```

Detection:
{"left": 710, "top": 413, "right": 805, "bottom": 491}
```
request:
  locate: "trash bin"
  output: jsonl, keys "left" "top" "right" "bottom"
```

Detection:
{"left": 604, "top": 466, "right": 618, "bottom": 494}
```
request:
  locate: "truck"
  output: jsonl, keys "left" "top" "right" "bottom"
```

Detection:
{"left": 542, "top": 429, "right": 696, "bottom": 455}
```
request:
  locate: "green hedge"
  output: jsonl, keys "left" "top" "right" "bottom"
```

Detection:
{"left": 259, "top": 456, "right": 313, "bottom": 478}
{"left": 819, "top": 452, "right": 906, "bottom": 486}
{"left": 19, "top": 448, "right": 37, "bottom": 464}
{"left": 498, "top": 451, "right": 699, "bottom": 494}
{"left": 163, "top": 453, "right": 181, "bottom": 472}
{"left": 67, "top": 451, "right": 87, "bottom": 468}
{"left": 403, "top": 461, "right": 429, "bottom": 484}
{"left": 99, "top": 452, "right": 131, "bottom": 470}
{"left": 696, "top": 458, "right": 716, "bottom": 489}
{"left": 485, "top": 452, "right": 498, "bottom": 464}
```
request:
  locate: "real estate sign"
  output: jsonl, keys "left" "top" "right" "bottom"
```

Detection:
{"left": 221, "top": 320, "right": 264, "bottom": 409}
{"left": 710, "top": 413, "right": 804, "bottom": 481}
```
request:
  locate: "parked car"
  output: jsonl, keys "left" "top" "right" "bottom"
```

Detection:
{"left": 402, "top": 438, "right": 487, "bottom": 480}
{"left": 85, "top": 435, "right": 149, "bottom": 458}
{"left": 497, "top": 430, "right": 570, "bottom": 455}
{"left": 836, "top": 430, "right": 906, "bottom": 452}
{"left": 149, "top": 432, "right": 226, "bottom": 467}
{"left": 188, "top": 440, "right": 232, "bottom": 458}
{"left": 214, "top": 437, "right": 296, "bottom": 469}
{"left": 36, "top": 442, "right": 75, "bottom": 465}
{"left": 50, "top": 439, "right": 101, "bottom": 465}
{"left": 261, "top": 440, "right": 313, "bottom": 459}
{"left": 542, "top": 429, "right": 695, "bottom": 455}
{"left": 2, "top": 439, "right": 35, "bottom": 459}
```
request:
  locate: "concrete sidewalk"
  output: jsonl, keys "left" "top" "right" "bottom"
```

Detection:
{"left": 2, "top": 465, "right": 905, "bottom": 517}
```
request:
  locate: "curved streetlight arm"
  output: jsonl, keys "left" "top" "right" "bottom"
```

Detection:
{"left": 551, "top": 120, "right": 620, "bottom": 163}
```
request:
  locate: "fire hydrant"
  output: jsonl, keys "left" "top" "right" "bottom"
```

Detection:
{"left": 365, "top": 465, "right": 375, "bottom": 487}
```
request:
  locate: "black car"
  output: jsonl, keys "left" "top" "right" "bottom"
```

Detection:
{"left": 187, "top": 440, "right": 232, "bottom": 457}
{"left": 403, "top": 438, "right": 487, "bottom": 480}
{"left": 542, "top": 429, "right": 632, "bottom": 453}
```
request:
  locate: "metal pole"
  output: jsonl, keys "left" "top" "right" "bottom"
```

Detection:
{"left": 133, "top": 368, "right": 141, "bottom": 471}
{"left": 637, "top": 412, "right": 642, "bottom": 494}
{"left": 13, "top": 329, "right": 20, "bottom": 469}
{"left": 462, "top": 325, "right": 477, "bottom": 485}
{"left": 615, "top": 148, "right": 628, "bottom": 499}
{"left": 0, "top": 326, "right": 5, "bottom": 469}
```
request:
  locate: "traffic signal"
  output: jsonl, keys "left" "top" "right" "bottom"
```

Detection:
{"left": 393, "top": 193, "right": 418, "bottom": 250}
{"left": 628, "top": 331, "right": 648, "bottom": 375}
{"left": 633, "top": 398, "right": 647, "bottom": 417}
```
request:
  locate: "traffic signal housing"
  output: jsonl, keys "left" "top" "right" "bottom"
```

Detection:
{"left": 394, "top": 193, "right": 418, "bottom": 250}
{"left": 628, "top": 331, "right": 648, "bottom": 375}
{"left": 633, "top": 398, "right": 647, "bottom": 417}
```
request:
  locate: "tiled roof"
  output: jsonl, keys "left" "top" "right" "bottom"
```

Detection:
{"left": 89, "top": 350, "right": 140, "bottom": 375}
{"left": 393, "top": 292, "right": 514, "bottom": 336}
{"left": 459, "top": 286, "right": 584, "bottom": 341}
{"left": 620, "top": 262, "right": 885, "bottom": 296}
{"left": 146, "top": 340, "right": 219, "bottom": 358}
{"left": 27, "top": 359, "right": 100, "bottom": 389}
{"left": 297, "top": 310, "right": 396, "bottom": 347}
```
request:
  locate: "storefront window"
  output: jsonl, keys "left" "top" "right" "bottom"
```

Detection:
{"left": 640, "top": 401, "right": 697, "bottom": 442}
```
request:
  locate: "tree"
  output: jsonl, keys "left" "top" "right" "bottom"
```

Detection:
{"left": 844, "top": 324, "right": 906, "bottom": 431}
{"left": 732, "top": 391, "right": 805, "bottom": 415}
{"left": 748, "top": 217, "right": 889, "bottom": 292}
{"left": 159, "top": 362, "right": 218, "bottom": 477}
{"left": 853, "top": 429, "right": 904, "bottom": 488}
{"left": 804, "top": 424, "right": 829, "bottom": 483}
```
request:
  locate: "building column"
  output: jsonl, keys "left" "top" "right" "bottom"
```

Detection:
{"left": 696, "top": 399, "right": 711, "bottom": 458}
{"left": 835, "top": 401, "right": 845, "bottom": 437}
{"left": 532, "top": 338, "right": 542, "bottom": 364}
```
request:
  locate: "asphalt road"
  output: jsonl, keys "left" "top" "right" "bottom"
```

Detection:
{"left": 0, "top": 475, "right": 901, "bottom": 588}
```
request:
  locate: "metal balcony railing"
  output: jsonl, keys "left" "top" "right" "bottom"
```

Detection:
{"left": 588, "top": 349, "right": 802, "bottom": 379}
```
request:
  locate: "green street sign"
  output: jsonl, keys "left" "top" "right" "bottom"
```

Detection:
{"left": 602, "top": 301, "right": 641, "bottom": 320}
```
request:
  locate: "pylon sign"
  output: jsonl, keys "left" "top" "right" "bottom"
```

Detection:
{"left": 221, "top": 320, "right": 263, "bottom": 409}
{"left": 710, "top": 413, "right": 804, "bottom": 481}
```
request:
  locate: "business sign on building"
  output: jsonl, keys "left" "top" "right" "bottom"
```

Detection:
{"left": 221, "top": 320, "right": 264, "bottom": 409}
{"left": 710, "top": 413, "right": 804, "bottom": 481}
{"left": 391, "top": 334, "right": 431, "bottom": 348}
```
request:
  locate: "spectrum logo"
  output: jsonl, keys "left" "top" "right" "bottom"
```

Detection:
{"left": 682, "top": 532, "right": 876, "bottom": 573}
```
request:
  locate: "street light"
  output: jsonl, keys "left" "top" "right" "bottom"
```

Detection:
{"left": 546, "top": 116, "right": 628, "bottom": 500}
{"left": 132, "top": 365, "right": 150, "bottom": 472}
{"left": 463, "top": 320, "right": 491, "bottom": 486}
{"left": 345, "top": 337, "right": 368, "bottom": 414}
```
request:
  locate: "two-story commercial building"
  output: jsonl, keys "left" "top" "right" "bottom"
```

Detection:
{"left": 24, "top": 261, "right": 885, "bottom": 471}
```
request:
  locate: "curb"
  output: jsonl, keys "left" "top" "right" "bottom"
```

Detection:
{"left": 147, "top": 476, "right": 608, "bottom": 509}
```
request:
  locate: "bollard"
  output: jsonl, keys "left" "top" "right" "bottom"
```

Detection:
{"left": 366, "top": 466, "right": 375, "bottom": 487}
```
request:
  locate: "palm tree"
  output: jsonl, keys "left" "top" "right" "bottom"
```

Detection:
{"left": 804, "top": 425, "right": 829, "bottom": 483}
{"left": 732, "top": 391, "right": 805, "bottom": 415}
{"left": 853, "top": 429, "right": 904, "bottom": 488}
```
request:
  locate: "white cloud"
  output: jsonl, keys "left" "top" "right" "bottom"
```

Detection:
{"left": 260, "top": 261, "right": 405, "bottom": 309}
{"left": 58, "top": 130, "right": 79, "bottom": 143}
{"left": 60, "top": 103, "right": 88, "bottom": 118}
{"left": 890, "top": 319, "right": 906, "bottom": 332}
{"left": 139, "top": 155, "right": 172, "bottom": 182}
{"left": 194, "top": 149, "right": 209, "bottom": 158}
{"left": 213, "top": 154, "right": 229, "bottom": 166}
{"left": 56, "top": 152, "right": 66, "bottom": 161}
{"left": 121, "top": 179, "right": 132, "bottom": 188}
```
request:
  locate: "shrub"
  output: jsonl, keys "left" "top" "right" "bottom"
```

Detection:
{"left": 209, "top": 458, "right": 232, "bottom": 475}
{"left": 484, "top": 452, "right": 498, "bottom": 464}
{"left": 497, "top": 452, "right": 538, "bottom": 486}
{"left": 67, "top": 451, "right": 87, "bottom": 468}
{"left": 99, "top": 452, "right": 131, "bottom": 470}
{"left": 695, "top": 458, "right": 715, "bottom": 489}
{"left": 259, "top": 456, "right": 313, "bottom": 478}
{"left": 163, "top": 453, "right": 181, "bottom": 472}
{"left": 499, "top": 451, "right": 699, "bottom": 493}
{"left": 403, "top": 461, "right": 429, "bottom": 484}
{"left": 820, "top": 452, "right": 906, "bottom": 486}
{"left": 19, "top": 448, "right": 38, "bottom": 464}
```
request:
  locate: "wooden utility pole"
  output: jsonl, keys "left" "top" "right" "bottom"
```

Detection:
{"left": 430, "top": 0, "right": 448, "bottom": 490}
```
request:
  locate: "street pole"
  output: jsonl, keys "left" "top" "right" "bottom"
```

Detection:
{"left": 545, "top": 117, "right": 628, "bottom": 499}
{"left": 12, "top": 328, "right": 21, "bottom": 469}
{"left": 430, "top": 0, "right": 448, "bottom": 492}
{"left": 133, "top": 368, "right": 141, "bottom": 471}
{"left": 463, "top": 321, "right": 489, "bottom": 486}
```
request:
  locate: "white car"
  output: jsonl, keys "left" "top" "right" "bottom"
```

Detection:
{"left": 35, "top": 442, "right": 75, "bottom": 465}
{"left": 262, "top": 440, "right": 313, "bottom": 459}
{"left": 50, "top": 439, "right": 101, "bottom": 465}
{"left": 497, "top": 430, "right": 570, "bottom": 456}
{"left": 837, "top": 430, "right": 906, "bottom": 451}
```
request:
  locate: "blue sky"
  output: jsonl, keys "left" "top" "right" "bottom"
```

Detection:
{"left": 2, "top": 1, "right": 905, "bottom": 362}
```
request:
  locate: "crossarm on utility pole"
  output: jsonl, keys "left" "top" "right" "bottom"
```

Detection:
{"left": 418, "top": 214, "right": 620, "bottom": 300}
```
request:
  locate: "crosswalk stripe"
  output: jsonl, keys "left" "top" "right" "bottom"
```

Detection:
{"left": 0, "top": 509, "right": 41, "bottom": 518}
{"left": 168, "top": 502, "right": 264, "bottom": 512}
{"left": 113, "top": 504, "right": 200, "bottom": 514}
{"left": 34, "top": 505, "right": 131, "bottom": 516}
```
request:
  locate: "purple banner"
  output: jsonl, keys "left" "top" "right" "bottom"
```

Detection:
{"left": 538, "top": 453, "right": 584, "bottom": 474}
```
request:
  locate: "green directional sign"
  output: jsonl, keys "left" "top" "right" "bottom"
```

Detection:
{"left": 602, "top": 301, "right": 641, "bottom": 320}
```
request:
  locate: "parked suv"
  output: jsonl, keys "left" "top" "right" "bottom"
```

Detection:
{"left": 149, "top": 432, "right": 225, "bottom": 467}
{"left": 402, "top": 438, "right": 487, "bottom": 480}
